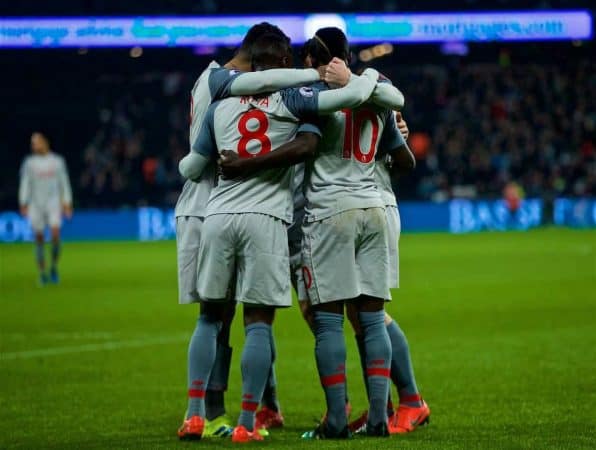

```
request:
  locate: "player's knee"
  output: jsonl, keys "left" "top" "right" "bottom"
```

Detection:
{"left": 356, "top": 295, "right": 385, "bottom": 313}
{"left": 50, "top": 227, "right": 60, "bottom": 241}
{"left": 299, "top": 300, "right": 316, "bottom": 333}
{"left": 312, "top": 300, "right": 344, "bottom": 315}
{"left": 243, "top": 305, "right": 275, "bottom": 326}
{"left": 345, "top": 302, "right": 363, "bottom": 335}
{"left": 200, "top": 301, "right": 227, "bottom": 322}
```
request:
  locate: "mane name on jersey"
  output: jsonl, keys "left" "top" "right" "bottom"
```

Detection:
{"left": 239, "top": 95, "right": 269, "bottom": 107}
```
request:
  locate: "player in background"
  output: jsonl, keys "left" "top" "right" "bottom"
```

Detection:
{"left": 179, "top": 33, "right": 382, "bottom": 442}
{"left": 19, "top": 132, "right": 72, "bottom": 285}
{"left": 175, "top": 22, "right": 329, "bottom": 440}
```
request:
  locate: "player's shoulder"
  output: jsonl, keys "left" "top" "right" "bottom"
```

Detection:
{"left": 280, "top": 81, "right": 327, "bottom": 98}
{"left": 278, "top": 82, "right": 323, "bottom": 111}
{"left": 192, "top": 61, "right": 222, "bottom": 90}
{"left": 48, "top": 152, "right": 67, "bottom": 165}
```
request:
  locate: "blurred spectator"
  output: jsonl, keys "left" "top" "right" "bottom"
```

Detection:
{"left": 75, "top": 58, "right": 594, "bottom": 207}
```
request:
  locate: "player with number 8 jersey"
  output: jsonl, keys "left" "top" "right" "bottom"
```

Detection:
{"left": 178, "top": 32, "right": 381, "bottom": 442}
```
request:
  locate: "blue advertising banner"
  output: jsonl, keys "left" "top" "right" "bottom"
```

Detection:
{"left": 4, "top": 198, "right": 588, "bottom": 243}
{"left": 448, "top": 199, "right": 543, "bottom": 233}
{"left": 554, "top": 198, "right": 596, "bottom": 228}
{"left": 0, "top": 11, "right": 591, "bottom": 48}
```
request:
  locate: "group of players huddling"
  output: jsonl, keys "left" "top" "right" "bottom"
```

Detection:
{"left": 175, "top": 22, "right": 430, "bottom": 442}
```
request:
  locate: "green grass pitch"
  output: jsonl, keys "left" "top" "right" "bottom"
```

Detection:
{"left": 1, "top": 229, "right": 595, "bottom": 449}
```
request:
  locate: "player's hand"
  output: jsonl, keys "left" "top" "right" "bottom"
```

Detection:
{"left": 324, "top": 57, "right": 351, "bottom": 88}
{"left": 19, "top": 205, "right": 28, "bottom": 217}
{"left": 63, "top": 203, "right": 73, "bottom": 219}
{"left": 218, "top": 150, "right": 249, "bottom": 179}
{"left": 316, "top": 65, "right": 327, "bottom": 80}
{"left": 396, "top": 112, "right": 409, "bottom": 140}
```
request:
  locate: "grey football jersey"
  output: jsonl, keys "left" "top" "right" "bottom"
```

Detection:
{"left": 303, "top": 88, "right": 405, "bottom": 222}
{"left": 175, "top": 61, "right": 243, "bottom": 218}
{"left": 375, "top": 113, "right": 407, "bottom": 206}
{"left": 19, "top": 152, "right": 72, "bottom": 208}
{"left": 374, "top": 163, "right": 396, "bottom": 207}
{"left": 175, "top": 62, "right": 322, "bottom": 218}
{"left": 193, "top": 89, "right": 322, "bottom": 223}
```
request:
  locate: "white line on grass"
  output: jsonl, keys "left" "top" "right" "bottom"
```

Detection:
{"left": 1, "top": 334, "right": 188, "bottom": 360}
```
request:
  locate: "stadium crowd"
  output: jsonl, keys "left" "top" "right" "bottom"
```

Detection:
{"left": 77, "top": 57, "right": 595, "bottom": 207}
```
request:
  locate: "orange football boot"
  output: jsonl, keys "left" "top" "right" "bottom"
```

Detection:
{"left": 255, "top": 406, "right": 285, "bottom": 430}
{"left": 389, "top": 400, "right": 430, "bottom": 434}
{"left": 177, "top": 415, "right": 205, "bottom": 440}
{"left": 231, "top": 425, "right": 265, "bottom": 443}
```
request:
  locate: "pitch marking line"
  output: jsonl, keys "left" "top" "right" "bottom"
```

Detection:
{"left": 1, "top": 334, "right": 188, "bottom": 360}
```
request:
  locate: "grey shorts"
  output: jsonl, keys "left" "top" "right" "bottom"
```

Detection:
{"left": 288, "top": 213, "right": 308, "bottom": 302}
{"left": 29, "top": 205, "right": 61, "bottom": 232}
{"left": 198, "top": 213, "right": 292, "bottom": 307}
{"left": 176, "top": 216, "right": 203, "bottom": 304}
{"left": 302, "top": 207, "right": 391, "bottom": 305}
{"left": 385, "top": 205, "right": 401, "bottom": 289}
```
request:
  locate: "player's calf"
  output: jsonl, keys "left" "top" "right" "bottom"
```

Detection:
{"left": 355, "top": 297, "right": 391, "bottom": 433}
{"left": 237, "top": 306, "right": 275, "bottom": 434}
{"left": 312, "top": 301, "right": 350, "bottom": 437}
{"left": 179, "top": 303, "right": 226, "bottom": 440}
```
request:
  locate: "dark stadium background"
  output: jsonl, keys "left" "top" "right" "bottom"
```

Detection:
{"left": 1, "top": 0, "right": 593, "bottom": 210}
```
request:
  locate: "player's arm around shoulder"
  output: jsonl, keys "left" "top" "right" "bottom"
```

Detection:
{"left": 219, "top": 129, "right": 321, "bottom": 179}
{"left": 326, "top": 60, "right": 405, "bottom": 111}
{"left": 229, "top": 68, "right": 324, "bottom": 96}
{"left": 317, "top": 59, "right": 379, "bottom": 113}
{"left": 370, "top": 73, "right": 405, "bottom": 111}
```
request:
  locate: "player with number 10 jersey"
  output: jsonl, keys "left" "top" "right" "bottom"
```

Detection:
{"left": 178, "top": 33, "right": 381, "bottom": 442}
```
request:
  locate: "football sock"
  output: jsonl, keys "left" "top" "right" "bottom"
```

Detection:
{"left": 386, "top": 320, "right": 422, "bottom": 406}
{"left": 314, "top": 311, "right": 347, "bottom": 434}
{"left": 356, "top": 334, "right": 394, "bottom": 414}
{"left": 50, "top": 240, "right": 60, "bottom": 270}
{"left": 35, "top": 242, "right": 45, "bottom": 271}
{"left": 359, "top": 311, "right": 391, "bottom": 427}
{"left": 261, "top": 331, "right": 280, "bottom": 412}
{"left": 205, "top": 343, "right": 232, "bottom": 420}
{"left": 186, "top": 314, "right": 222, "bottom": 419}
{"left": 239, "top": 323, "right": 272, "bottom": 431}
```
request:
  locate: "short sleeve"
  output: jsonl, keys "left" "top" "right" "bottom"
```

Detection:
{"left": 279, "top": 86, "right": 322, "bottom": 121}
{"left": 379, "top": 110, "right": 406, "bottom": 153}
{"left": 208, "top": 67, "right": 243, "bottom": 100}
{"left": 297, "top": 122, "right": 322, "bottom": 137}
{"left": 191, "top": 103, "right": 218, "bottom": 158}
